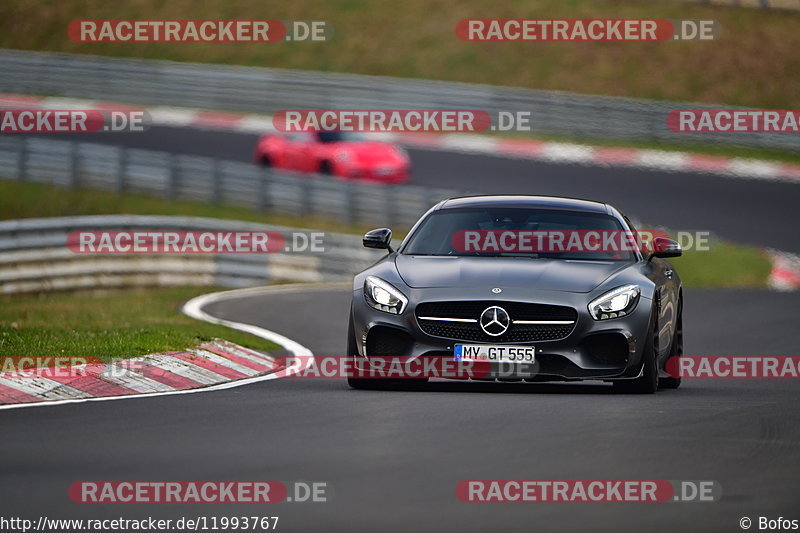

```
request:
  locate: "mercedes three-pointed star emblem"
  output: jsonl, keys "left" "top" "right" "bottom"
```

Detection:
{"left": 479, "top": 306, "right": 510, "bottom": 336}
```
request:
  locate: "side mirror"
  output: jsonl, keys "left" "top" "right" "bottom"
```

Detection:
{"left": 363, "top": 228, "right": 394, "bottom": 252}
{"left": 650, "top": 237, "right": 682, "bottom": 259}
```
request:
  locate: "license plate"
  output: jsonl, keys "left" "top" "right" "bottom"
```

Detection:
{"left": 454, "top": 344, "right": 535, "bottom": 363}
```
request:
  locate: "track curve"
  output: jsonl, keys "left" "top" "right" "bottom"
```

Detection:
{"left": 1, "top": 284, "right": 798, "bottom": 532}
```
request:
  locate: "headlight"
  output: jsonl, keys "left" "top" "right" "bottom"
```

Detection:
{"left": 364, "top": 276, "right": 408, "bottom": 314}
{"left": 588, "top": 284, "right": 640, "bottom": 320}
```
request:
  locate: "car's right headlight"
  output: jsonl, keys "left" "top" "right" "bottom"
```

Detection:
{"left": 364, "top": 276, "right": 408, "bottom": 314}
{"left": 588, "top": 284, "right": 641, "bottom": 320}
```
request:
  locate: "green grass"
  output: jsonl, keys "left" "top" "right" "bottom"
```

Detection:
{"left": 0, "top": 179, "right": 374, "bottom": 235}
{"left": 0, "top": 286, "right": 279, "bottom": 361}
{"left": 669, "top": 242, "right": 772, "bottom": 288}
{"left": 1, "top": 0, "right": 798, "bottom": 109}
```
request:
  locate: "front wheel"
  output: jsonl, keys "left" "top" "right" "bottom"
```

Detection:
{"left": 659, "top": 298, "right": 683, "bottom": 390}
{"left": 613, "top": 308, "right": 659, "bottom": 394}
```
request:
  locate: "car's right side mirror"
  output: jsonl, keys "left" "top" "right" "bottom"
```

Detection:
{"left": 363, "top": 228, "right": 393, "bottom": 252}
{"left": 650, "top": 237, "right": 682, "bottom": 259}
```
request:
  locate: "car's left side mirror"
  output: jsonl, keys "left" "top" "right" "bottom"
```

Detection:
{"left": 363, "top": 228, "right": 394, "bottom": 252}
{"left": 650, "top": 237, "right": 682, "bottom": 259}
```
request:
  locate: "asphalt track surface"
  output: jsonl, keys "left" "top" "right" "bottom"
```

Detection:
{"left": 2, "top": 127, "right": 799, "bottom": 531}
{"left": 1, "top": 285, "right": 799, "bottom": 532}
{"left": 17, "top": 126, "right": 800, "bottom": 253}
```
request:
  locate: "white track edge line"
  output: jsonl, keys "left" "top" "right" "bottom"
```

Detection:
{"left": 0, "top": 284, "right": 322, "bottom": 411}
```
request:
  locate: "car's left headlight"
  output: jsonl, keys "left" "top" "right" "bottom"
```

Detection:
{"left": 588, "top": 284, "right": 641, "bottom": 320}
{"left": 364, "top": 276, "right": 408, "bottom": 314}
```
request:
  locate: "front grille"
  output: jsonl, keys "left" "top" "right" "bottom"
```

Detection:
{"left": 415, "top": 301, "right": 577, "bottom": 343}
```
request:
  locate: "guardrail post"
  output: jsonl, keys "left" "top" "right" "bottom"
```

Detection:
{"left": 385, "top": 184, "right": 398, "bottom": 228}
{"left": 302, "top": 176, "right": 314, "bottom": 218}
{"left": 344, "top": 182, "right": 355, "bottom": 226}
{"left": 17, "top": 137, "right": 28, "bottom": 181}
{"left": 68, "top": 141, "right": 78, "bottom": 188}
{"left": 259, "top": 168, "right": 270, "bottom": 212}
{"left": 212, "top": 159, "right": 222, "bottom": 204}
{"left": 166, "top": 153, "right": 177, "bottom": 200}
{"left": 116, "top": 147, "right": 127, "bottom": 193}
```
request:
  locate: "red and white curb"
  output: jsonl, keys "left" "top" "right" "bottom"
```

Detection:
{"left": 2, "top": 93, "right": 799, "bottom": 184}
{"left": 768, "top": 250, "right": 800, "bottom": 291}
{"left": 0, "top": 284, "right": 316, "bottom": 410}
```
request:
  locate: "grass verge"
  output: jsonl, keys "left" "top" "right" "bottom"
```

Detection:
{"left": 0, "top": 286, "right": 279, "bottom": 361}
{"left": 0, "top": 179, "right": 374, "bottom": 235}
{"left": 669, "top": 242, "right": 772, "bottom": 288}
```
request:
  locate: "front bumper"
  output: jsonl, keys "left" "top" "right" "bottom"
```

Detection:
{"left": 336, "top": 165, "right": 409, "bottom": 183}
{"left": 351, "top": 286, "right": 653, "bottom": 382}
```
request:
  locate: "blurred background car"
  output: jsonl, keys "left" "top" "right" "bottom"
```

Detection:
{"left": 254, "top": 131, "right": 410, "bottom": 183}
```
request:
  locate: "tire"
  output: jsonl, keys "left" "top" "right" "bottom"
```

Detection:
{"left": 259, "top": 155, "right": 272, "bottom": 167}
{"left": 319, "top": 161, "right": 332, "bottom": 174}
{"left": 345, "top": 311, "right": 383, "bottom": 390}
{"left": 659, "top": 297, "right": 683, "bottom": 390}
{"left": 614, "top": 307, "right": 659, "bottom": 394}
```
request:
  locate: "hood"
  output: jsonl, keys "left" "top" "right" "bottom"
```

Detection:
{"left": 332, "top": 141, "right": 404, "bottom": 165}
{"left": 395, "top": 255, "right": 628, "bottom": 293}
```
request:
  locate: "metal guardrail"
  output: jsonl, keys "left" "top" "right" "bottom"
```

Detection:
{"left": 0, "top": 49, "right": 795, "bottom": 152}
{"left": 0, "top": 215, "right": 384, "bottom": 294}
{"left": 0, "top": 136, "right": 459, "bottom": 231}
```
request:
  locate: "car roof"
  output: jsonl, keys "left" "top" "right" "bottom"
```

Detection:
{"left": 438, "top": 195, "right": 610, "bottom": 214}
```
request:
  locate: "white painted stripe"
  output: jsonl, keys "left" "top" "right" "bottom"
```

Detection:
{"left": 0, "top": 376, "right": 88, "bottom": 400}
{"left": 439, "top": 134, "right": 498, "bottom": 153}
{"left": 99, "top": 363, "right": 176, "bottom": 393}
{"left": 188, "top": 348, "right": 260, "bottom": 376}
{"left": 0, "top": 285, "right": 316, "bottom": 411}
{"left": 541, "top": 143, "right": 596, "bottom": 163}
{"left": 182, "top": 284, "right": 318, "bottom": 358}
{"left": 727, "top": 159, "right": 782, "bottom": 179}
{"left": 634, "top": 150, "right": 690, "bottom": 171}
{"left": 144, "top": 354, "right": 228, "bottom": 385}
{"left": 40, "top": 97, "right": 102, "bottom": 110}
{"left": 147, "top": 106, "right": 199, "bottom": 127}
{"left": 236, "top": 115, "right": 277, "bottom": 134}
{"left": 206, "top": 341, "right": 276, "bottom": 369}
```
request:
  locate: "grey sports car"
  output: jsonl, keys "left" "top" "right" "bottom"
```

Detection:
{"left": 348, "top": 195, "right": 683, "bottom": 393}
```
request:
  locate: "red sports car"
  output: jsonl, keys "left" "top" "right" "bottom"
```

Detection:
{"left": 254, "top": 131, "right": 410, "bottom": 183}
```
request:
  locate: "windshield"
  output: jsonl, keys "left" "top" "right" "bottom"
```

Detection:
{"left": 402, "top": 207, "right": 637, "bottom": 261}
{"left": 316, "top": 131, "right": 363, "bottom": 143}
